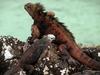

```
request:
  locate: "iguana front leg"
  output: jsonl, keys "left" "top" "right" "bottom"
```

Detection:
{"left": 28, "top": 25, "right": 40, "bottom": 44}
{"left": 58, "top": 44, "right": 79, "bottom": 65}
{"left": 31, "top": 25, "right": 40, "bottom": 39}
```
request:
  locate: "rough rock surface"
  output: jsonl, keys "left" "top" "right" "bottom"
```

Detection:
{"left": 0, "top": 36, "right": 100, "bottom": 75}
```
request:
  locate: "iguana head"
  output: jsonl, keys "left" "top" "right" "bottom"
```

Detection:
{"left": 24, "top": 3, "right": 44, "bottom": 18}
{"left": 24, "top": 3, "right": 55, "bottom": 22}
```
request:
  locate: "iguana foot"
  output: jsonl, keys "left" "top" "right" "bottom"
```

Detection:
{"left": 58, "top": 44, "right": 79, "bottom": 66}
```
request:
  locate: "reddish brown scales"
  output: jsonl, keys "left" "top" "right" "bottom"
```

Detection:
{"left": 24, "top": 3, "right": 100, "bottom": 70}
{"left": 31, "top": 25, "right": 40, "bottom": 39}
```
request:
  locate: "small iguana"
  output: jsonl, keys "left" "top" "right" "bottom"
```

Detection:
{"left": 4, "top": 34, "right": 55, "bottom": 75}
{"left": 24, "top": 3, "right": 100, "bottom": 70}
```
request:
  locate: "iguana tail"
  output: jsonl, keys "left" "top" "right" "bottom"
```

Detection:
{"left": 68, "top": 42, "right": 100, "bottom": 70}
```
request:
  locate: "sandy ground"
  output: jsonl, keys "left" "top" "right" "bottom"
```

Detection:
{"left": 0, "top": 0, "right": 100, "bottom": 45}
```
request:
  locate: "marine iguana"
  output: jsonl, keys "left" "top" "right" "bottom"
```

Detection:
{"left": 4, "top": 34, "right": 55, "bottom": 75}
{"left": 24, "top": 3, "right": 100, "bottom": 70}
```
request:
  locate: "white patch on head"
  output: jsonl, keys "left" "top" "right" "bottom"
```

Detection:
{"left": 47, "top": 34, "right": 55, "bottom": 42}
{"left": 98, "top": 52, "right": 100, "bottom": 57}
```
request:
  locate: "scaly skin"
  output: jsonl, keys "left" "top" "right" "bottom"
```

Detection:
{"left": 4, "top": 36, "right": 52, "bottom": 75}
{"left": 31, "top": 25, "right": 40, "bottom": 39}
{"left": 24, "top": 3, "right": 100, "bottom": 70}
{"left": 19, "top": 36, "right": 52, "bottom": 65}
